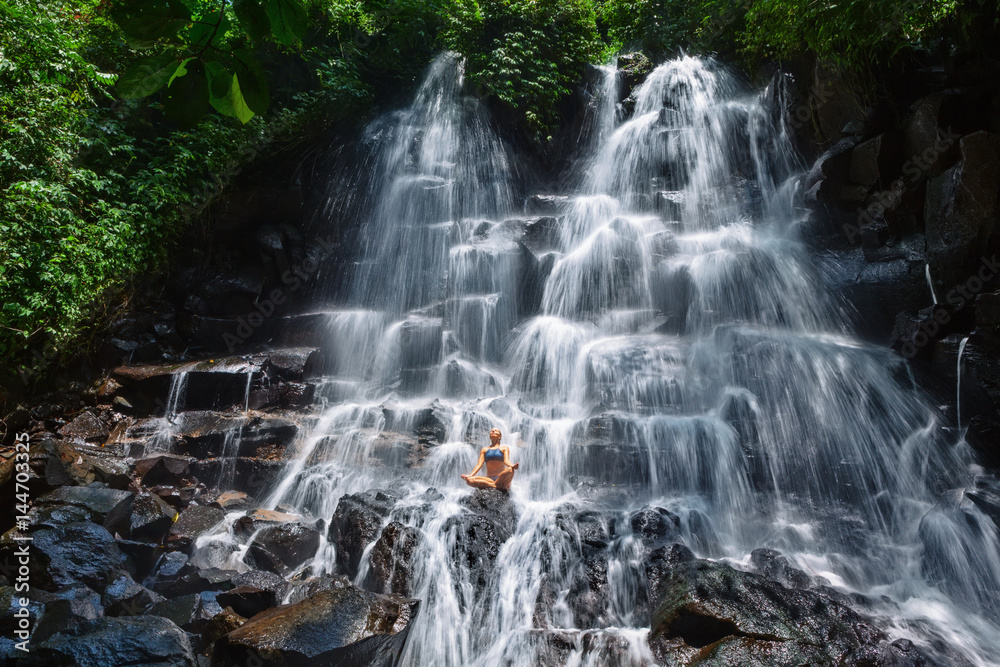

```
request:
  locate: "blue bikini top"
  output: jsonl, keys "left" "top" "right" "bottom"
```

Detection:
{"left": 484, "top": 447, "right": 504, "bottom": 461}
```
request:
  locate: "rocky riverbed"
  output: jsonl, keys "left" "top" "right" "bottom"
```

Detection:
{"left": 0, "top": 344, "right": 981, "bottom": 665}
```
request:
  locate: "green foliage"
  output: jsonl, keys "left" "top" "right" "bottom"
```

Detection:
{"left": 742, "top": 0, "right": 960, "bottom": 70}
{"left": 109, "top": 0, "right": 309, "bottom": 126}
{"left": 596, "top": 0, "right": 746, "bottom": 59}
{"left": 442, "top": 0, "right": 603, "bottom": 140}
{"left": 0, "top": 0, "right": 377, "bottom": 383}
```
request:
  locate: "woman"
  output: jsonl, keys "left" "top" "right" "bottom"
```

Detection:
{"left": 462, "top": 428, "right": 519, "bottom": 491}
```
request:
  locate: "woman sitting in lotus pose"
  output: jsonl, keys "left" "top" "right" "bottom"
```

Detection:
{"left": 462, "top": 428, "right": 518, "bottom": 491}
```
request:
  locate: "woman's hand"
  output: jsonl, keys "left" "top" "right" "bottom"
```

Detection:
{"left": 461, "top": 474, "right": 470, "bottom": 480}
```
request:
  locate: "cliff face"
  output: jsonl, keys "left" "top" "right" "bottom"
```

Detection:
{"left": 782, "top": 53, "right": 1000, "bottom": 465}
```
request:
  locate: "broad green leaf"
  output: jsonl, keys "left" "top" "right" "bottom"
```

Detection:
{"left": 232, "top": 49, "right": 269, "bottom": 113}
{"left": 167, "top": 57, "right": 193, "bottom": 86}
{"left": 204, "top": 60, "right": 233, "bottom": 98}
{"left": 111, "top": 0, "right": 192, "bottom": 40}
{"left": 265, "top": 0, "right": 308, "bottom": 45}
{"left": 117, "top": 53, "right": 180, "bottom": 99}
{"left": 164, "top": 60, "right": 209, "bottom": 128}
{"left": 210, "top": 74, "right": 255, "bottom": 123}
{"left": 233, "top": 0, "right": 271, "bottom": 41}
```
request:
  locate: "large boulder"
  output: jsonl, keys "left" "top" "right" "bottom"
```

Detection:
{"left": 145, "top": 592, "right": 211, "bottom": 633}
{"left": 245, "top": 521, "right": 321, "bottom": 576}
{"left": 168, "top": 503, "right": 227, "bottom": 552}
{"left": 124, "top": 492, "right": 178, "bottom": 542}
{"left": 367, "top": 522, "right": 420, "bottom": 596}
{"left": 30, "top": 521, "right": 127, "bottom": 592}
{"left": 29, "top": 585, "right": 103, "bottom": 643}
{"left": 646, "top": 545, "right": 930, "bottom": 666}
{"left": 59, "top": 411, "right": 110, "bottom": 445}
{"left": 329, "top": 490, "right": 399, "bottom": 579}
{"left": 102, "top": 570, "right": 163, "bottom": 616}
{"left": 33, "top": 487, "right": 134, "bottom": 532}
{"left": 443, "top": 489, "right": 517, "bottom": 591}
{"left": 25, "top": 615, "right": 196, "bottom": 667}
{"left": 211, "top": 587, "right": 418, "bottom": 667}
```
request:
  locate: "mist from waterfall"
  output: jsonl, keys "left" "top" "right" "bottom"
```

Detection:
{"left": 194, "top": 53, "right": 1000, "bottom": 665}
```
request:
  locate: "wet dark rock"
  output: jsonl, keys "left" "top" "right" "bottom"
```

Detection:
{"left": 155, "top": 551, "right": 190, "bottom": 578}
{"left": 444, "top": 490, "right": 517, "bottom": 591}
{"left": 135, "top": 454, "right": 196, "bottom": 487}
{"left": 966, "top": 474, "right": 1000, "bottom": 526}
{"left": 367, "top": 521, "right": 420, "bottom": 596}
{"left": 849, "top": 134, "right": 889, "bottom": 186}
{"left": 245, "top": 521, "right": 321, "bottom": 576}
{"left": 629, "top": 506, "right": 681, "bottom": 548}
{"left": 249, "top": 381, "right": 316, "bottom": 410}
{"left": 59, "top": 411, "right": 109, "bottom": 444}
{"left": 521, "top": 216, "right": 561, "bottom": 253}
{"left": 413, "top": 402, "right": 449, "bottom": 445}
{"left": 169, "top": 503, "right": 227, "bottom": 552}
{"left": 0, "top": 586, "right": 45, "bottom": 645}
{"left": 216, "top": 586, "right": 276, "bottom": 619}
{"left": 115, "top": 538, "right": 165, "bottom": 580}
{"left": 34, "top": 486, "right": 134, "bottom": 532}
{"left": 647, "top": 545, "right": 891, "bottom": 665}
{"left": 125, "top": 492, "right": 178, "bottom": 541}
{"left": 26, "top": 614, "right": 196, "bottom": 667}
{"left": 103, "top": 570, "right": 163, "bottom": 616}
{"left": 329, "top": 489, "right": 399, "bottom": 579}
{"left": 231, "top": 569, "right": 288, "bottom": 600}
{"left": 171, "top": 412, "right": 298, "bottom": 460}
{"left": 29, "top": 502, "right": 92, "bottom": 530}
{"left": 145, "top": 592, "right": 210, "bottom": 632}
{"left": 750, "top": 548, "right": 813, "bottom": 589}
{"left": 902, "top": 94, "right": 945, "bottom": 168}
{"left": 924, "top": 131, "right": 999, "bottom": 283}
{"left": 43, "top": 440, "right": 133, "bottom": 489}
{"left": 211, "top": 587, "right": 417, "bottom": 667}
{"left": 31, "top": 585, "right": 103, "bottom": 643}
{"left": 525, "top": 194, "right": 568, "bottom": 215}
{"left": 803, "top": 136, "right": 858, "bottom": 209}
{"left": 262, "top": 347, "right": 322, "bottom": 381}
{"left": 149, "top": 484, "right": 201, "bottom": 510}
{"left": 149, "top": 552, "right": 230, "bottom": 599}
{"left": 189, "top": 457, "right": 285, "bottom": 495}
{"left": 202, "top": 606, "right": 247, "bottom": 648}
{"left": 284, "top": 575, "right": 352, "bottom": 605}
{"left": 976, "top": 290, "right": 1000, "bottom": 329}
{"left": 30, "top": 521, "right": 126, "bottom": 592}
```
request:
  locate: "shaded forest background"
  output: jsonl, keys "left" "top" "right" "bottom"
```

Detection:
{"left": 1, "top": 0, "right": 997, "bottom": 397}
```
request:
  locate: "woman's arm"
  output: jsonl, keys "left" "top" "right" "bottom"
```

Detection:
{"left": 502, "top": 446, "right": 518, "bottom": 469}
{"left": 465, "top": 449, "right": 486, "bottom": 477}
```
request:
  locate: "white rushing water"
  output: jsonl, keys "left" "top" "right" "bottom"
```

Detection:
{"left": 194, "top": 53, "right": 1000, "bottom": 665}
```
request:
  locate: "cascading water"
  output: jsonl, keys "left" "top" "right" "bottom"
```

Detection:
{"left": 194, "top": 53, "right": 1000, "bottom": 665}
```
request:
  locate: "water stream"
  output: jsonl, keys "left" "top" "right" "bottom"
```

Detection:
{"left": 193, "top": 54, "right": 1000, "bottom": 665}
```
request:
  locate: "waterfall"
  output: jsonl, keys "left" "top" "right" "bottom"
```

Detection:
{"left": 192, "top": 54, "right": 1000, "bottom": 665}
{"left": 150, "top": 371, "right": 188, "bottom": 452}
